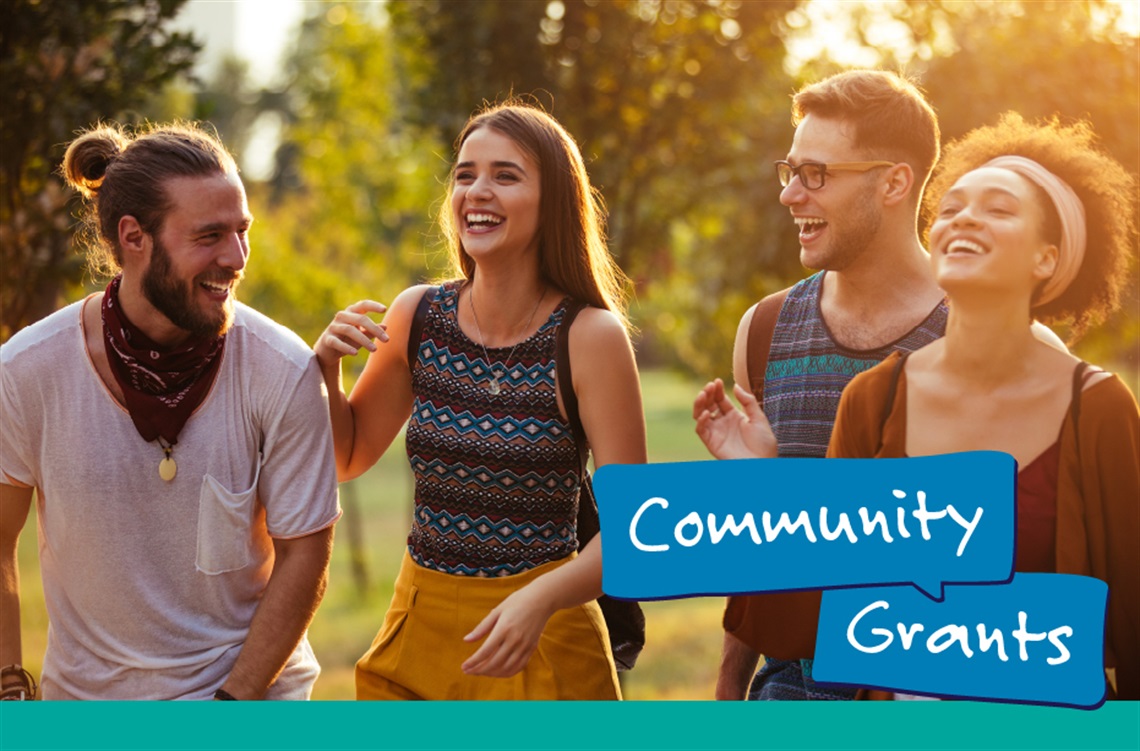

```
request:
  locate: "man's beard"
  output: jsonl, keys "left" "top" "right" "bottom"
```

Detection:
{"left": 820, "top": 195, "right": 883, "bottom": 273}
{"left": 142, "top": 237, "right": 240, "bottom": 338}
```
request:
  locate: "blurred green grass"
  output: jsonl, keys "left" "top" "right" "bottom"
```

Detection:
{"left": 16, "top": 368, "right": 727, "bottom": 700}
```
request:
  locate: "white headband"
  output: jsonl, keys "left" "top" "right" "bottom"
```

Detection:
{"left": 982, "top": 155, "right": 1087, "bottom": 306}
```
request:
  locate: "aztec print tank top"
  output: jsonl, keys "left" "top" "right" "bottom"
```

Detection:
{"left": 405, "top": 283, "right": 582, "bottom": 576}
{"left": 764, "top": 271, "right": 948, "bottom": 458}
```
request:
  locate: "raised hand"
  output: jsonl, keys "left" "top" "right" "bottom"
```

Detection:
{"left": 314, "top": 300, "right": 389, "bottom": 367}
{"left": 693, "top": 379, "right": 777, "bottom": 460}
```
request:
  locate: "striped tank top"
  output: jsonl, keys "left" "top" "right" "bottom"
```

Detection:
{"left": 404, "top": 283, "right": 582, "bottom": 576}
{"left": 764, "top": 271, "right": 948, "bottom": 458}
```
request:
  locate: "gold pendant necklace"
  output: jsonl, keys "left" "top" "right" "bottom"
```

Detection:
{"left": 157, "top": 438, "right": 177, "bottom": 482}
{"left": 469, "top": 284, "right": 545, "bottom": 396}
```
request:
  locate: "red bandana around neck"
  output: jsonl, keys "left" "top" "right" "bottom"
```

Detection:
{"left": 101, "top": 275, "right": 226, "bottom": 445}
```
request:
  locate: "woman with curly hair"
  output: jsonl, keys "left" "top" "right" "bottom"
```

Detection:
{"left": 826, "top": 113, "right": 1138, "bottom": 699}
{"left": 696, "top": 112, "right": 1137, "bottom": 699}
{"left": 315, "top": 101, "right": 645, "bottom": 699}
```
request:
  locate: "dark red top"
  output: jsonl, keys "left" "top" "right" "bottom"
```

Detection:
{"left": 1014, "top": 439, "right": 1061, "bottom": 573}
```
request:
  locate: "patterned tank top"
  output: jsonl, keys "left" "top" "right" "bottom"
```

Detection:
{"left": 405, "top": 283, "right": 582, "bottom": 576}
{"left": 764, "top": 271, "right": 948, "bottom": 458}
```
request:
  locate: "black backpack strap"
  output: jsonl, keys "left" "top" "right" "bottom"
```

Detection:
{"left": 557, "top": 299, "right": 589, "bottom": 469}
{"left": 878, "top": 351, "right": 910, "bottom": 438}
{"left": 405, "top": 286, "right": 437, "bottom": 374}
{"left": 556, "top": 299, "right": 646, "bottom": 671}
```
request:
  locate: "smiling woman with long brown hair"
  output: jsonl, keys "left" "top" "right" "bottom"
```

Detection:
{"left": 314, "top": 101, "right": 646, "bottom": 700}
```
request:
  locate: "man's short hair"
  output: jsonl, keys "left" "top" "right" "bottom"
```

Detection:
{"left": 792, "top": 70, "right": 941, "bottom": 195}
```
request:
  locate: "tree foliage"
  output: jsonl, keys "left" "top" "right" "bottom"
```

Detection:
{"left": 796, "top": 0, "right": 1139, "bottom": 365}
{"left": 192, "top": 56, "right": 264, "bottom": 169}
{"left": 387, "top": 0, "right": 800, "bottom": 375}
{"left": 918, "top": 1, "right": 1139, "bottom": 365}
{"left": 5, "top": 0, "right": 1136, "bottom": 373}
{"left": 0, "top": 0, "right": 199, "bottom": 341}
{"left": 221, "top": 5, "right": 447, "bottom": 349}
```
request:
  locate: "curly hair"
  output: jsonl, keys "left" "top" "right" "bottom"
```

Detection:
{"left": 923, "top": 112, "right": 1136, "bottom": 340}
{"left": 60, "top": 121, "right": 237, "bottom": 277}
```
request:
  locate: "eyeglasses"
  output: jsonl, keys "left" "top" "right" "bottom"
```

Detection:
{"left": 775, "top": 160, "right": 897, "bottom": 190}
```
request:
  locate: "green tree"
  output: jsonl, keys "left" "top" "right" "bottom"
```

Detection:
{"left": 786, "top": 1, "right": 1138, "bottom": 366}
{"left": 812, "top": 0, "right": 1139, "bottom": 364}
{"left": 918, "top": 1, "right": 1139, "bottom": 366}
{"left": 0, "top": 0, "right": 199, "bottom": 341}
{"left": 387, "top": 0, "right": 801, "bottom": 376}
{"left": 193, "top": 56, "right": 265, "bottom": 169}
{"left": 235, "top": 4, "right": 446, "bottom": 349}
{"left": 868, "top": 1, "right": 1139, "bottom": 173}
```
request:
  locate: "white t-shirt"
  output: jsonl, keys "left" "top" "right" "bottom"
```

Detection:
{"left": 0, "top": 299, "right": 341, "bottom": 700}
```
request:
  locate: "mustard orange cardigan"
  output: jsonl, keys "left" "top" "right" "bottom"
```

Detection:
{"left": 828, "top": 352, "right": 1139, "bottom": 699}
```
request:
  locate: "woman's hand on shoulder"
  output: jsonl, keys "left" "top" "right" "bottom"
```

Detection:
{"left": 315, "top": 300, "right": 389, "bottom": 370}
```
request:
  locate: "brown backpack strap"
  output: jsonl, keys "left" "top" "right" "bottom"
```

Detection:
{"left": 1070, "top": 361, "right": 1096, "bottom": 455}
{"left": 405, "top": 286, "right": 437, "bottom": 374}
{"left": 747, "top": 288, "right": 790, "bottom": 404}
{"left": 879, "top": 351, "right": 910, "bottom": 437}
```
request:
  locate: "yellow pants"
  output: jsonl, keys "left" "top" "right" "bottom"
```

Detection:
{"left": 356, "top": 551, "right": 621, "bottom": 700}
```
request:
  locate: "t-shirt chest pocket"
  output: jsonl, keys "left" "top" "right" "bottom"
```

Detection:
{"left": 196, "top": 462, "right": 261, "bottom": 575}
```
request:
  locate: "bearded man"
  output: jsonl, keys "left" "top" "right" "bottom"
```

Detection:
{"left": 0, "top": 123, "right": 340, "bottom": 700}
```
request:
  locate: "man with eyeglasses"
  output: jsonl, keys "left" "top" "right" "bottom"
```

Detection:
{"left": 695, "top": 69, "right": 947, "bottom": 701}
{"left": 695, "top": 71, "right": 1066, "bottom": 701}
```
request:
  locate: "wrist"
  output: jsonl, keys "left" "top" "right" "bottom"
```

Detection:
{"left": 316, "top": 351, "right": 342, "bottom": 381}
{"left": 520, "top": 578, "right": 562, "bottom": 618}
{"left": 0, "top": 664, "right": 37, "bottom": 701}
{"left": 215, "top": 673, "right": 264, "bottom": 701}
{"left": 510, "top": 578, "right": 558, "bottom": 619}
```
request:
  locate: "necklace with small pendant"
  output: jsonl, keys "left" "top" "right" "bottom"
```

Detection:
{"left": 469, "top": 284, "right": 545, "bottom": 395}
{"left": 157, "top": 438, "right": 177, "bottom": 482}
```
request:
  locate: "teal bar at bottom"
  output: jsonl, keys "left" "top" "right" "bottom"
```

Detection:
{"left": 1, "top": 700, "right": 1138, "bottom": 751}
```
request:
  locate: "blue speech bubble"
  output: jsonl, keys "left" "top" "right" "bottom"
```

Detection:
{"left": 812, "top": 574, "right": 1108, "bottom": 708}
{"left": 594, "top": 452, "right": 1015, "bottom": 600}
